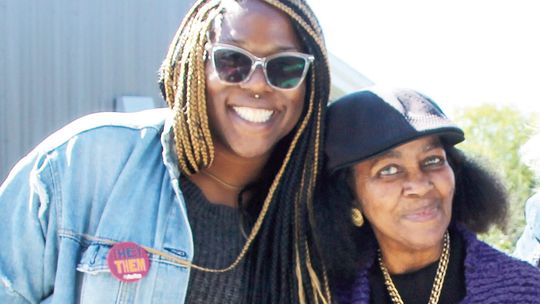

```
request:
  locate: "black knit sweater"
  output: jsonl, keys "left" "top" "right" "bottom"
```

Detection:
{"left": 181, "top": 177, "right": 246, "bottom": 304}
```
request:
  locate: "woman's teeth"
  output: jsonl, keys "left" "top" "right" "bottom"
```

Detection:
{"left": 233, "top": 106, "right": 274, "bottom": 123}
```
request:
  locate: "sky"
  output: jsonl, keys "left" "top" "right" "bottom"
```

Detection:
{"left": 307, "top": 0, "right": 540, "bottom": 118}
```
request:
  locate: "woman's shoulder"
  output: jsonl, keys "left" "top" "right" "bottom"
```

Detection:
{"left": 333, "top": 268, "right": 371, "bottom": 304}
{"left": 36, "top": 108, "right": 170, "bottom": 154}
{"left": 332, "top": 247, "right": 376, "bottom": 304}
{"left": 462, "top": 227, "right": 539, "bottom": 276}
{"left": 461, "top": 228, "right": 540, "bottom": 302}
{"left": 469, "top": 238, "right": 540, "bottom": 278}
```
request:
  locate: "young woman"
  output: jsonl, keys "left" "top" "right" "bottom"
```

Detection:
{"left": 318, "top": 87, "right": 540, "bottom": 303}
{"left": 0, "top": 0, "right": 331, "bottom": 303}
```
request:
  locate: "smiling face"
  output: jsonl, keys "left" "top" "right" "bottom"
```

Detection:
{"left": 351, "top": 135, "right": 455, "bottom": 255}
{"left": 205, "top": 0, "right": 306, "bottom": 160}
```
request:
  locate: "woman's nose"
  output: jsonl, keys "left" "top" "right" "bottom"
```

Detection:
{"left": 241, "top": 65, "right": 272, "bottom": 93}
{"left": 402, "top": 171, "right": 434, "bottom": 197}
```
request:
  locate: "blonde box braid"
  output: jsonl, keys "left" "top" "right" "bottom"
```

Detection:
{"left": 158, "top": 0, "right": 331, "bottom": 303}
{"left": 161, "top": 0, "right": 221, "bottom": 174}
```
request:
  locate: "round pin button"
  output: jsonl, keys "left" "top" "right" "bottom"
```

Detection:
{"left": 107, "top": 242, "right": 150, "bottom": 282}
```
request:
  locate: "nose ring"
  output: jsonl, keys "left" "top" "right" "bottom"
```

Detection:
{"left": 254, "top": 94, "right": 261, "bottom": 99}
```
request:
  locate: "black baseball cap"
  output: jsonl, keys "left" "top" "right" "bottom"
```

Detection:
{"left": 325, "top": 87, "right": 465, "bottom": 174}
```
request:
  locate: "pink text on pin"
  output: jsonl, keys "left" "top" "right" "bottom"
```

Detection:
{"left": 107, "top": 242, "right": 150, "bottom": 282}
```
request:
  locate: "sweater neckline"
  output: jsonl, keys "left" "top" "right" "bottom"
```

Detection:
{"left": 180, "top": 175, "right": 240, "bottom": 222}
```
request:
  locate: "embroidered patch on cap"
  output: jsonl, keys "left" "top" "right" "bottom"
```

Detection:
{"left": 107, "top": 242, "right": 150, "bottom": 282}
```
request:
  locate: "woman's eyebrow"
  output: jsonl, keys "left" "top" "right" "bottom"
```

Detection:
{"left": 371, "top": 149, "right": 400, "bottom": 163}
{"left": 423, "top": 139, "right": 443, "bottom": 152}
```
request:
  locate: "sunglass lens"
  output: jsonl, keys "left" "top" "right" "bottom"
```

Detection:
{"left": 213, "top": 49, "right": 252, "bottom": 83}
{"left": 267, "top": 56, "right": 307, "bottom": 89}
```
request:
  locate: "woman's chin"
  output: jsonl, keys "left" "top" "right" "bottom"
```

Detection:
{"left": 396, "top": 225, "right": 448, "bottom": 252}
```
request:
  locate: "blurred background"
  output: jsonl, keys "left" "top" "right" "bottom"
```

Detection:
{"left": 1, "top": 0, "right": 538, "bottom": 251}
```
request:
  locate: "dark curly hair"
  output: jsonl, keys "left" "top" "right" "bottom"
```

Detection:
{"left": 314, "top": 143, "right": 509, "bottom": 288}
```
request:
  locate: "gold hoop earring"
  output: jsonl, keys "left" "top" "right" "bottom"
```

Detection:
{"left": 351, "top": 208, "right": 364, "bottom": 227}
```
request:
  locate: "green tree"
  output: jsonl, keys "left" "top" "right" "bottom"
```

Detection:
{"left": 453, "top": 104, "right": 537, "bottom": 252}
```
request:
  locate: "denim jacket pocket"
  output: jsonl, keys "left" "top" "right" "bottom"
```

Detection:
{"left": 76, "top": 243, "right": 139, "bottom": 304}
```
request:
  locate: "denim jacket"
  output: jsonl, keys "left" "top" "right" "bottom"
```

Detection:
{"left": 513, "top": 193, "right": 540, "bottom": 267}
{"left": 0, "top": 108, "right": 195, "bottom": 303}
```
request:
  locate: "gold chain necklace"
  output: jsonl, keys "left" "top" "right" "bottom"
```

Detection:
{"left": 378, "top": 231, "right": 450, "bottom": 304}
{"left": 200, "top": 170, "right": 244, "bottom": 191}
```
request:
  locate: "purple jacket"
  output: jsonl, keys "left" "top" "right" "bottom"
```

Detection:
{"left": 337, "top": 227, "right": 540, "bottom": 303}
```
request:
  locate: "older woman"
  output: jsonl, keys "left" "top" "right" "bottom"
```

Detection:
{"left": 317, "top": 88, "right": 540, "bottom": 303}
